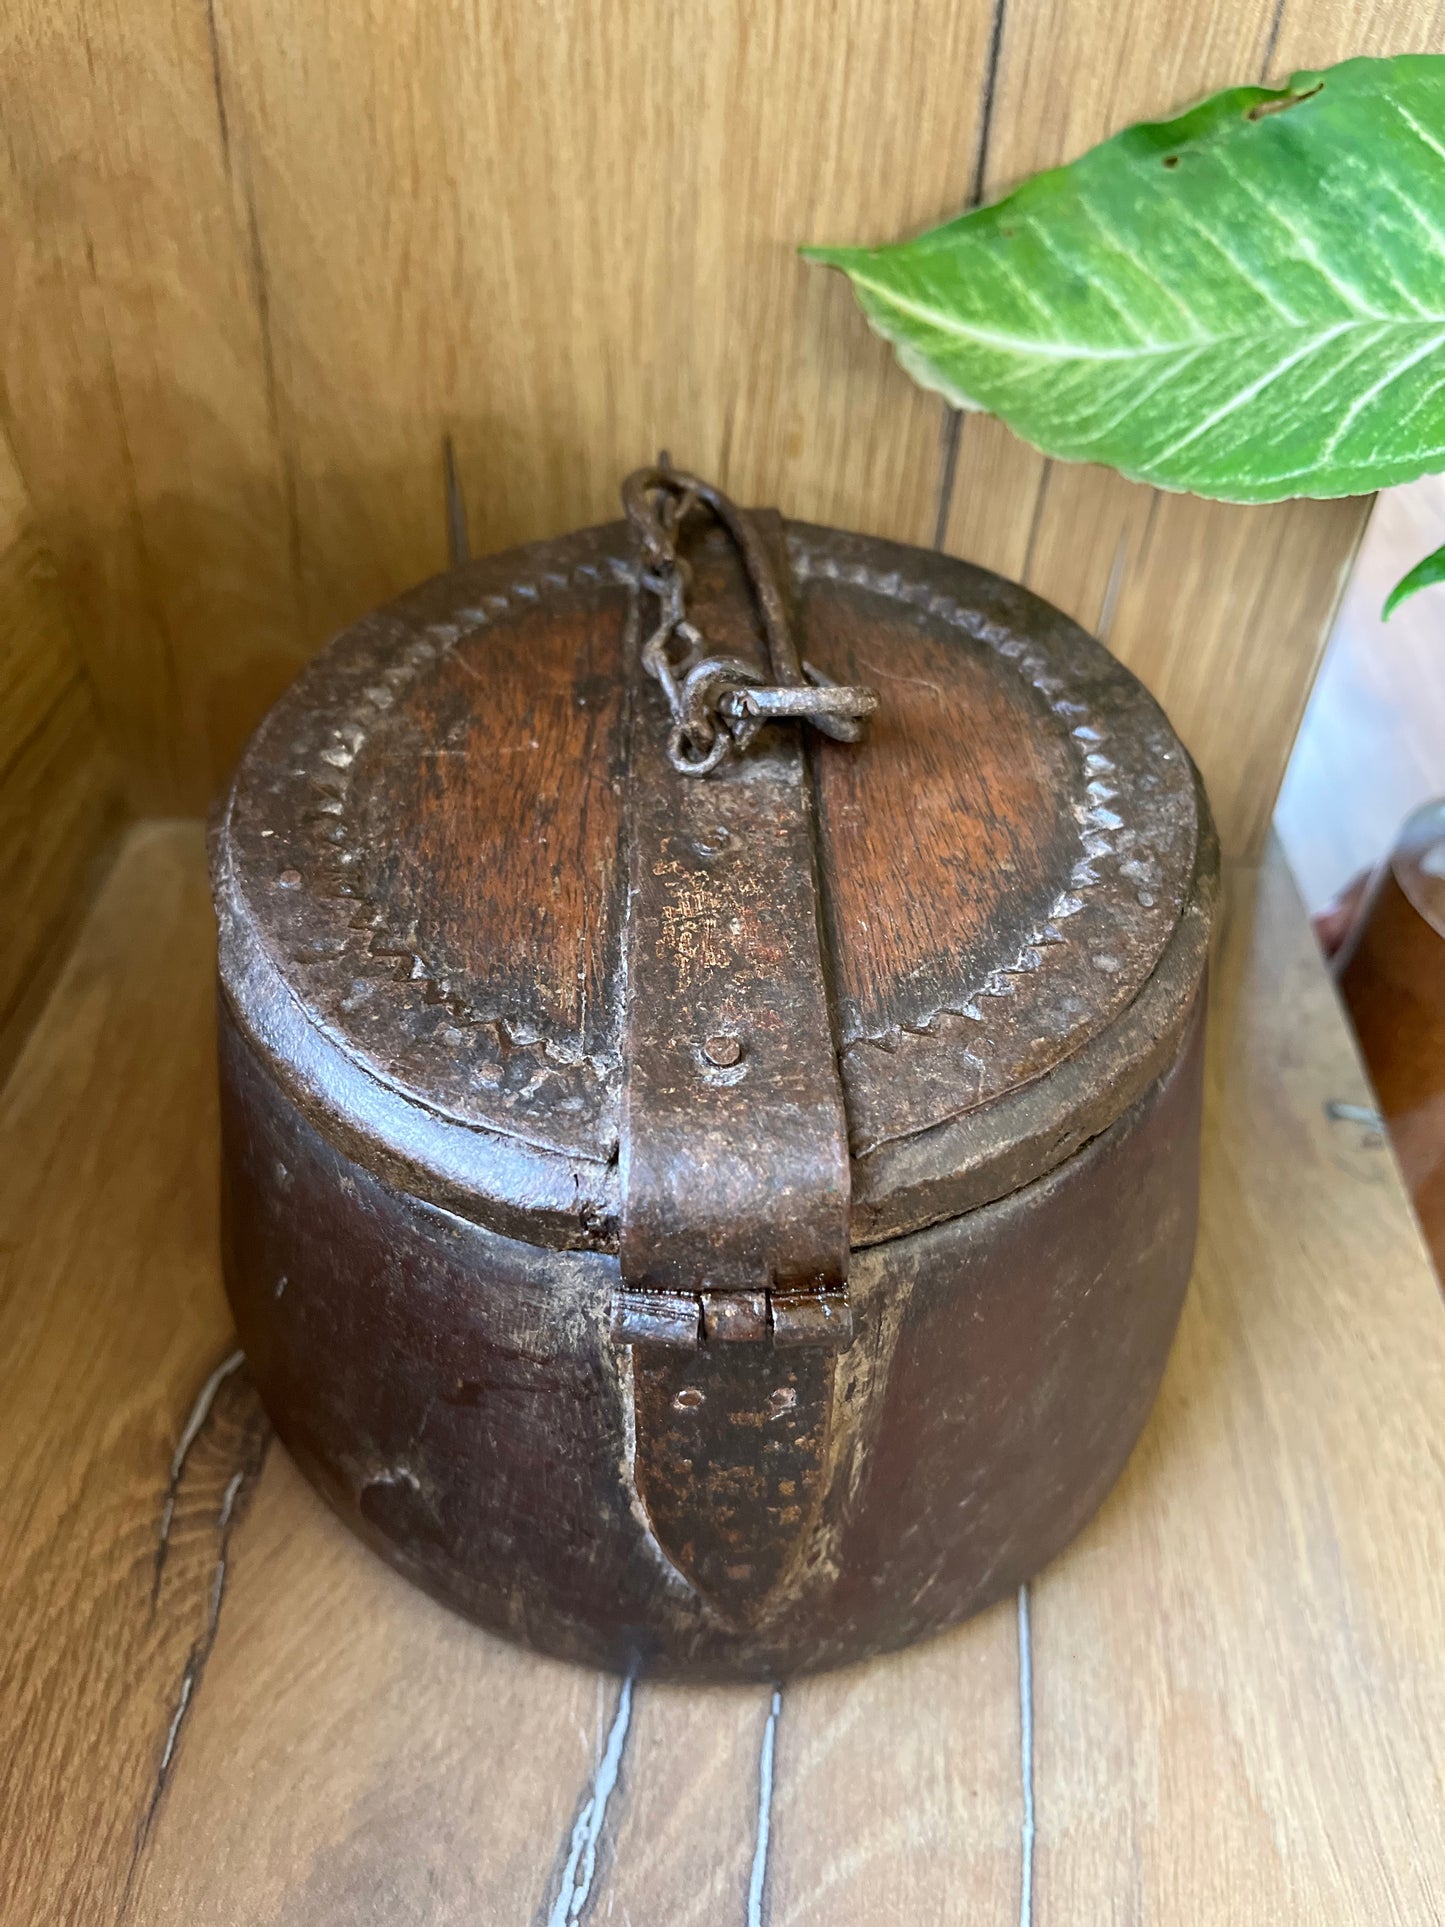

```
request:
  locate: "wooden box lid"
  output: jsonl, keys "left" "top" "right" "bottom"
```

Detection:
{"left": 213, "top": 498, "right": 1216, "bottom": 1253}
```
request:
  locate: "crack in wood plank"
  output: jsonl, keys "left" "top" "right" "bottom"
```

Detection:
{"left": 152, "top": 1347, "right": 245, "bottom": 1604}
{"left": 122, "top": 1362, "right": 270, "bottom": 1920}
{"left": 542, "top": 1671, "right": 635, "bottom": 1927}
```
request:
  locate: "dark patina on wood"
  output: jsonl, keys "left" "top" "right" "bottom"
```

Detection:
{"left": 212, "top": 467, "right": 1217, "bottom": 1678}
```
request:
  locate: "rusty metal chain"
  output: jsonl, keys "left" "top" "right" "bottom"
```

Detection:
{"left": 622, "top": 458, "right": 878, "bottom": 776}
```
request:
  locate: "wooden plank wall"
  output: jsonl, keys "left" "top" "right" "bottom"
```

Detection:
{"left": 0, "top": 0, "right": 1440, "bottom": 846}
{"left": 0, "top": 427, "right": 118, "bottom": 1080}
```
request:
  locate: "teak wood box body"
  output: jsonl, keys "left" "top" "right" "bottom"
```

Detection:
{"left": 213, "top": 500, "right": 1217, "bottom": 1681}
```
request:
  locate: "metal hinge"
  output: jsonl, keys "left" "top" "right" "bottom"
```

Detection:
{"left": 609, "top": 1283, "right": 853, "bottom": 1351}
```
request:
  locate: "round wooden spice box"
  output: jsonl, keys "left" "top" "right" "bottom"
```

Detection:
{"left": 212, "top": 465, "right": 1217, "bottom": 1681}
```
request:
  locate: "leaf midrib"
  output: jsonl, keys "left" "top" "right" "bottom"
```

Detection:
{"left": 843, "top": 271, "right": 1445, "bottom": 364}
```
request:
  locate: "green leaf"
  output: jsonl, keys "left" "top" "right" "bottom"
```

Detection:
{"left": 804, "top": 56, "right": 1445, "bottom": 503}
{"left": 1383, "top": 541, "right": 1445, "bottom": 617}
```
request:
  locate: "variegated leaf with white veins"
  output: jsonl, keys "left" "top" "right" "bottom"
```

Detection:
{"left": 806, "top": 56, "right": 1445, "bottom": 503}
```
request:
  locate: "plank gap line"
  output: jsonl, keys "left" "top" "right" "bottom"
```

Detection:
{"left": 932, "top": 410, "right": 963, "bottom": 550}
{"left": 444, "top": 432, "right": 471, "bottom": 568}
{"left": 1018, "top": 1583, "right": 1036, "bottom": 1927}
{"left": 747, "top": 1685, "right": 783, "bottom": 1927}
{"left": 932, "top": 0, "right": 1008, "bottom": 553}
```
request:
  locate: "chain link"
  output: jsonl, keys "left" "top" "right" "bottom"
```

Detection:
{"left": 622, "top": 458, "right": 878, "bottom": 776}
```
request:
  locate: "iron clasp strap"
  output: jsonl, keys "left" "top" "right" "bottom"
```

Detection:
{"left": 621, "top": 459, "right": 878, "bottom": 776}
{"left": 613, "top": 481, "right": 857, "bottom": 1619}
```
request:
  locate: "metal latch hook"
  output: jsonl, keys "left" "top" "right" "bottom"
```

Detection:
{"left": 622, "top": 457, "right": 878, "bottom": 775}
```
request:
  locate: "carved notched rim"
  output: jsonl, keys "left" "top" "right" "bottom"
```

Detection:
{"left": 787, "top": 528, "right": 1199, "bottom": 1158}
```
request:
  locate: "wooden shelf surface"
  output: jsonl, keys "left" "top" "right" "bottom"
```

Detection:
{"left": 2, "top": 821, "right": 1442, "bottom": 1925}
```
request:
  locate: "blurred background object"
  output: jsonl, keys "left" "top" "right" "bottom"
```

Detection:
{"left": 1277, "top": 482, "right": 1445, "bottom": 1277}
{"left": 1277, "top": 474, "right": 1445, "bottom": 920}
{"left": 1334, "top": 801, "right": 1445, "bottom": 1269}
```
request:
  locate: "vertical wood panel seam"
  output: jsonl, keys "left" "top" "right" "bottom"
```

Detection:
{"left": 1095, "top": 529, "right": 1130, "bottom": 643}
{"left": 0, "top": 680, "right": 73, "bottom": 792}
{"left": 92, "top": 311, "right": 184, "bottom": 799}
{"left": 0, "top": 411, "right": 117, "bottom": 811}
{"left": 932, "top": 411, "right": 964, "bottom": 550}
{"left": 932, "top": 0, "right": 1010, "bottom": 549}
{"left": 1019, "top": 461, "right": 1055, "bottom": 584}
{"left": 443, "top": 434, "right": 472, "bottom": 567}
{"left": 199, "top": 0, "right": 306, "bottom": 620}
{"left": 719, "top": 392, "right": 741, "bottom": 488}
{"left": 1259, "top": 0, "right": 1290, "bottom": 80}
{"left": 967, "top": 0, "right": 1010, "bottom": 207}
{"left": 1017, "top": 1584, "right": 1036, "bottom": 1927}
{"left": 241, "top": 164, "right": 305, "bottom": 616}
{"left": 201, "top": 0, "right": 233, "bottom": 172}
{"left": 1133, "top": 488, "right": 1164, "bottom": 571}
